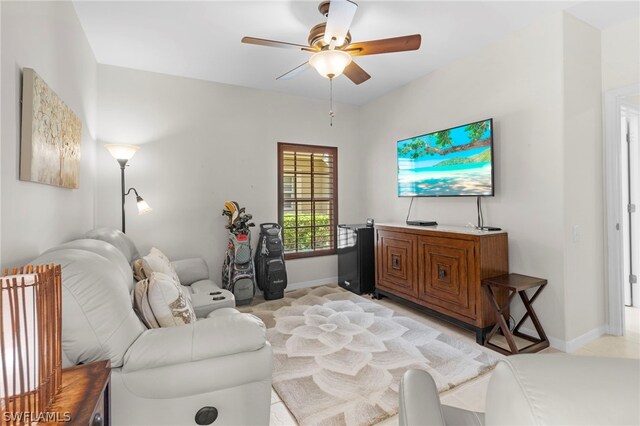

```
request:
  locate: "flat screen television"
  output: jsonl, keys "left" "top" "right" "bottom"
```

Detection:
{"left": 397, "top": 118, "right": 494, "bottom": 197}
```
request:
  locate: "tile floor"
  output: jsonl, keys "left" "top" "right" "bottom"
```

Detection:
{"left": 572, "top": 306, "right": 640, "bottom": 359}
{"left": 268, "top": 291, "right": 640, "bottom": 425}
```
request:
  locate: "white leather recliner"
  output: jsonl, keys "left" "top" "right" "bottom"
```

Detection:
{"left": 399, "top": 354, "right": 640, "bottom": 426}
{"left": 33, "top": 229, "right": 273, "bottom": 426}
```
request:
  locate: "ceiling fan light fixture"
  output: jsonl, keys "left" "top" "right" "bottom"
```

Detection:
{"left": 309, "top": 50, "right": 352, "bottom": 79}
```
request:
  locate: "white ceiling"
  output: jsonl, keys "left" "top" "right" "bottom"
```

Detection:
{"left": 73, "top": 1, "right": 640, "bottom": 105}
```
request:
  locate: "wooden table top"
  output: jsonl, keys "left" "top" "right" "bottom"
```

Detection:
{"left": 40, "top": 360, "right": 110, "bottom": 425}
{"left": 482, "top": 273, "right": 547, "bottom": 291}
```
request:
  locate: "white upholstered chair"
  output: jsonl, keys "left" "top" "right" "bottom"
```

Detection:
{"left": 399, "top": 353, "right": 640, "bottom": 426}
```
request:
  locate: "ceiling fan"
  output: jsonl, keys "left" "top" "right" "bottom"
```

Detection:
{"left": 241, "top": 0, "right": 422, "bottom": 85}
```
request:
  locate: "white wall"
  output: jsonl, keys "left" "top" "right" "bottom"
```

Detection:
{"left": 95, "top": 65, "right": 363, "bottom": 287}
{"left": 0, "top": 3, "right": 3, "bottom": 265}
{"left": 562, "top": 14, "right": 605, "bottom": 344}
{"left": 358, "top": 11, "right": 612, "bottom": 348}
{"left": 601, "top": 18, "right": 640, "bottom": 92}
{"left": 360, "top": 13, "right": 568, "bottom": 342}
{"left": 1, "top": 1, "right": 97, "bottom": 268}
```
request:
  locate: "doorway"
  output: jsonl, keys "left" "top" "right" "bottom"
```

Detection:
{"left": 605, "top": 84, "right": 640, "bottom": 336}
{"left": 621, "top": 100, "right": 639, "bottom": 307}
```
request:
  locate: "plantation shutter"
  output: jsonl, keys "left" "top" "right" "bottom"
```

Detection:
{"left": 278, "top": 143, "right": 338, "bottom": 259}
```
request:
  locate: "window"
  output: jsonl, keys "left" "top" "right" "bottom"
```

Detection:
{"left": 278, "top": 143, "right": 338, "bottom": 259}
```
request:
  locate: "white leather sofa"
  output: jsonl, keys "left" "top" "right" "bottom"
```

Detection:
{"left": 84, "top": 227, "right": 235, "bottom": 317}
{"left": 399, "top": 354, "right": 640, "bottom": 426}
{"left": 33, "top": 229, "right": 273, "bottom": 425}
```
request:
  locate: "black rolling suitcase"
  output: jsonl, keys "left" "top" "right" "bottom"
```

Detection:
{"left": 255, "top": 223, "right": 288, "bottom": 300}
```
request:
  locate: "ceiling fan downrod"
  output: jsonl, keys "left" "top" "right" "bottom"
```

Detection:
{"left": 329, "top": 77, "right": 335, "bottom": 127}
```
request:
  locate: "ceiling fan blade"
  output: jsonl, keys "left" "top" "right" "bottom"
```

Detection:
{"left": 241, "top": 36, "right": 317, "bottom": 52}
{"left": 345, "top": 34, "right": 421, "bottom": 56}
{"left": 343, "top": 61, "right": 370, "bottom": 85}
{"left": 276, "top": 62, "right": 311, "bottom": 80}
{"left": 324, "top": 0, "right": 358, "bottom": 47}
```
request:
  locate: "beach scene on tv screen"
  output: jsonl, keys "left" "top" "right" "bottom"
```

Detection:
{"left": 397, "top": 119, "right": 493, "bottom": 196}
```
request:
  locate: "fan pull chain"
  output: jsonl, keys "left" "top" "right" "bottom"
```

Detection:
{"left": 329, "top": 77, "right": 335, "bottom": 127}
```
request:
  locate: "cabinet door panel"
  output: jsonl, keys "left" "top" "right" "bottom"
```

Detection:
{"left": 377, "top": 230, "right": 418, "bottom": 297}
{"left": 418, "top": 236, "right": 476, "bottom": 318}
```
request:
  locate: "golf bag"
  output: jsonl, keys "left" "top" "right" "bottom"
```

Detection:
{"left": 255, "top": 223, "right": 288, "bottom": 300}
{"left": 221, "top": 231, "right": 256, "bottom": 306}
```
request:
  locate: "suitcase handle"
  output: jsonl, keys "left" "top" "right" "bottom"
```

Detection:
{"left": 260, "top": 223, "right": 281, "bottom": 231}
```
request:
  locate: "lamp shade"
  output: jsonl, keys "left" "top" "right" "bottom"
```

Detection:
{"left": 1, "top": 274, "right": 38, "bottom": 399}
{"left": 309, "top": 50, "right": 352, "bottom": 79}
{"left": 1, "top": 265, "right": 62, "bottom": 423}
{"left": 105, "top": 144, "right": 140, "bottom": 161}
{"left": 136, "top": 196, "right": 152, "bottom": 215}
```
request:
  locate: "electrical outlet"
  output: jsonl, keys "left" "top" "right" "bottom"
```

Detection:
{"left": 572, "top": 225, "right": 581, "bottom": 242}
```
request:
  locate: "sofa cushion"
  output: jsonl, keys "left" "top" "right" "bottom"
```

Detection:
{"left": 43, "top": 239, "right": 134, "bottom": 290}
{"left": 142, "top": 248, "right": 181, "bottom": 284}
{"left": 32, "top": 249, "right": 145, "bottom": 368}
{"left": 171, "top": 257, "right": 210, "bottom": 286}
{"left": 134, "top": 278, "right": 160, "bottom": 329}
{"left": 147, "top": 272, "right": 196, "bottom": 327}
{"left": 85, "top": 227, "right": 141, "bottom": 263}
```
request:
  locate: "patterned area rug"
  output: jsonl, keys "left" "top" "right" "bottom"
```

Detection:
{"left": 241, "top": 286, "right": 498, "bottom": 426}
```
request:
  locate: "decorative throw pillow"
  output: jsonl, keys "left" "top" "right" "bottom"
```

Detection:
{"left": 132, "top": 259, "right": 147, "bottom": 282}
{"left": 141, "top": 247, "right": 181, "bottom": 284}
{"left": 146, "top": 272, "right": 196, "bottom": 327}
{"left": 133, "top": 278, "right": 160, "bottom": 329}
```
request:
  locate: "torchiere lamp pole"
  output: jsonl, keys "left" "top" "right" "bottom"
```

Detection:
{"left": 105, "top": 144, "right": 152, "bottom": 233}
{"left": 118, "top": 158, "right": 128, "bottom": 232}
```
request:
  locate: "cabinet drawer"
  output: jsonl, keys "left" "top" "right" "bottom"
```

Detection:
{"left": 376, "top": 230, "right": 418, "bottom": 297}
{"left": 418, "top": 236, "right": 476, "bottom": 319}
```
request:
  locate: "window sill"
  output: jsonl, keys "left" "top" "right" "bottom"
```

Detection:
{"left": 284, "top": 249, "right": 336, "bottom": 260}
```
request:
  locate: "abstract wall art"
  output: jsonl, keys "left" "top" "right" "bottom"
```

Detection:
{"left": 20, "top": 68, "right": 82, "bottom": 189}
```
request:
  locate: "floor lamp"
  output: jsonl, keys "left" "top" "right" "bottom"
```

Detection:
{"left": 105, "top": 144, "right": 152, "bottom": 233}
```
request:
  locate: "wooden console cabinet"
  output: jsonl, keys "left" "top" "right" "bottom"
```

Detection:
{"left": 375, "top": 224, "right": 508, "bottom": 343}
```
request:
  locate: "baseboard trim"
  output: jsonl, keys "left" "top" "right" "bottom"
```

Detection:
{"left": 606, "top": 323, "right": 624, "bottom": 336}
{"left": 520, "top": 325, "right": 606, "bottom": 353}
{"left": 285, "top": 277, "right": 338, "bottom": 292}
{"left": 565, "top": 326, "right": 607, "bottom": 353}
